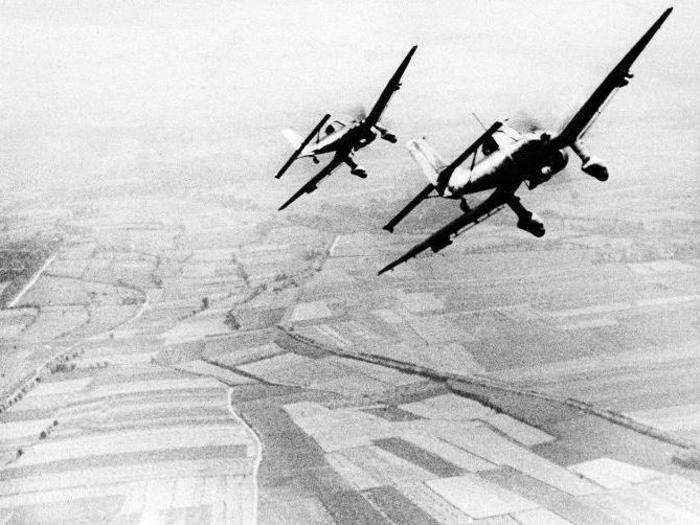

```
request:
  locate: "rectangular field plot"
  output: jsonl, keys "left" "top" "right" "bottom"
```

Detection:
{"left": 406, "top": 315, "right": 475, "bottom": 344}
{"left": 290, "top": 301, "right": 333, "bottom": 322}
{"left": 427, "top": 474, "right": 539, "bottom": 519}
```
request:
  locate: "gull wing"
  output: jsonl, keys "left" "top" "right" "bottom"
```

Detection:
{"left": 378, "top": 190, "right": 507, "bottom": 275}
{"left": 383, "top": 122, "right": 503, "bottom": 233}
{"left": 275, "top": 114, "right": 331, "bottom": 179}
{"left": 553, "top": 8, "right": 672, "bottom": 148}
{"left": 364, "top": 45, "right": 418, "bottom": 127}
{"left": 436, "top": 121, "right": 503, "bottom": 194}
{"left": 278, "top": 154, "right": 344, "bottom": 210}
{"left": 382, "top": 184, "right": 436, "bottom": 233}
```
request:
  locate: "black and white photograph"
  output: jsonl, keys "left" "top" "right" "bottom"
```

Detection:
{"left": 0, "top": 1, "right": 697, "bottom": 523}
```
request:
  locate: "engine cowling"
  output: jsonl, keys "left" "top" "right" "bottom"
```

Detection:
{"left": 355, "top": 129, "right": 377, "bottom": 149}
{"left": 531, "top": 149, "right": 569, "bottom": 189}
{"left": 547, "top": 149, "right": 569, "bottom": 174}
{"left": 517, "top": 213, "right": 545, "bottom": 237}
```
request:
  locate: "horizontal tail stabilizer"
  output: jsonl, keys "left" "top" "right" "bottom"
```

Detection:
{"left": 275, "top": 113, "right": 331, "bottom": 179}
{"left": 406, "top": 138, "right": 447, "bottom": 187}
{"left": 282, "top": 128, "right": 303, "bottom": 150}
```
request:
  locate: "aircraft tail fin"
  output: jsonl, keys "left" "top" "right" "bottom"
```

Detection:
{"left": 282, "top": 128, "right": 304, "bottom": 150}
{"left": 406, "top": 138, "right": 447, "bottom": 187}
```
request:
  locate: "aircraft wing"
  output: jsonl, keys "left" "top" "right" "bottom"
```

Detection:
{"left": 383, "top": 184, "right": 436, "bottom": 233}
{"left": 378, "top": 191, "right": 507, "bottom": 275}
{"left": 436, "top": 121, "right": 503, "bottom": 193}
{"left": 364, "top": 45, "right": 418, "bottom": 127}
{"left": 275, "top": 114, "right": 331, "bottom": 179}
{"left": 278, "top": 155, "right": 344, "bottom": 210}
{"left": 553, "top": 7, "right": 672, "bottom": 148}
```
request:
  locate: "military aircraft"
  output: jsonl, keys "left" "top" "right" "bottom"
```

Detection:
{"left": 275, "top": 45, "right": 417, "bottom": 210}
{"left": 378, "top": 8, "right": 672, "bottom": 275}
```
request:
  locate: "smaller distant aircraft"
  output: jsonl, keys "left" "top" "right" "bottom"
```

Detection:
{"left": 275, "top": 45, "right": 417, "bottom": 211}
{"left": 378, "top": 8, "right": 672, "bottom": 275}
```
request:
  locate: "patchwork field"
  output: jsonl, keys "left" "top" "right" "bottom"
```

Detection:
{"left": 1, "top": 1, "right": 698, "bottom": 523}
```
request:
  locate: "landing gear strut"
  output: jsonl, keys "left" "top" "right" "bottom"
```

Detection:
{"left": 507, "top": 195, "right": 545, "bottom": 237}
{"left": 571, "top": 141, "right": 609, "bottom": 181}
{"left": 345, "top": 157, "right": 368, "bottom": 179}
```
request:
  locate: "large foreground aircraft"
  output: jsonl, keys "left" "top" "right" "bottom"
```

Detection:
{"left": 276, "top": 45, "right": 417, "bottom": 210}
{"left": 378, "top": 8, "right": 672, "bottom": 275}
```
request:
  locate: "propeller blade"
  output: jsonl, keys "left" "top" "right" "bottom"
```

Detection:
{"left": 509, "top": 110, "right": 546, "bottom": 133}
{"left": 346, "top": 104, "right": 367, "bottom": 122}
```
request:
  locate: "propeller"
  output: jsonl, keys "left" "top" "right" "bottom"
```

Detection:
{"left": 345, "top": 104, "right": 367, "bottom": 123}
{"left": 510, "top": 110, "right": 580, "bottom": 201}
{"left": 508, "top": 110, "right": 548, "bottom": 134}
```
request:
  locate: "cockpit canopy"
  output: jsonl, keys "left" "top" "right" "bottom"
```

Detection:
{"left": 323, "top": 119, "right": 348, "bottom": 137}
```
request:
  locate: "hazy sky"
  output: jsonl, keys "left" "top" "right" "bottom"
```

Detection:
{"left": 0, "top": 1, "right": 695, "bottom": 193}
{"left": 2, "top": 1, "right": 694, "bottom": 127}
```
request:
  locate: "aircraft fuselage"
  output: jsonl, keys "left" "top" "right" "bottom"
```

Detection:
{"left": 306, "top": 123, "right": 378, "bottom": 157}
{"left": 446, "top": 132, "right": 567, "bottom": 196}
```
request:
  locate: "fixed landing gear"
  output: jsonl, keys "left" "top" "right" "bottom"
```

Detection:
{"left": 571, "top": 141, "right": 609, "bottom": 181}
{"left": 460, "top": 199, "right": 471, "bottom": 213}
{"left": 507, "top": 195, "right": 546, "bottom": 237}
{"left": 517, "top": 217, "right": 545, "bottom": 237}
{"left": 346, "top": 157, "right": 368, "bottom": 178}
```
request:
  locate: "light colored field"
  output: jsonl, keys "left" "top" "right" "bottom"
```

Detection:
{"left": 325, "top": 452, "right": 383, "bottom": 490}
{"left": 162, "top": 316, "right": 230, "bottom": 344}
{"left": 512, "top": 507, "right": 571, "bottom": 525}
{"left": 405, "top": 315, "right": 475, "bottom": 344}
{"left": 394, "top": 480, "right": 473, "bottom": 523}
{"left": 628, "top": 260, "right": 697, "bottom": 275}
{"left": 25, "top": 378, "right": 93, "bottom": 398}
{"left": 328, "top": 356, "right": 417, "bottom": 387}
{"left": 385, "top": 341, "right": 486, "bottom": 376}
{"left": 20, "top": 306, "right": 89, "bottom": 343}
{"left": 340, "top": 445, "right": 435, "bottom": 485}
{"left": 482, "top": 413, "right": 555, "bottom": 447}
{"left": 570, "top": 458, "right": 662, "bottom": 490}
{"left": 288, "top": 407, "right": 393, "bottom": 452}
{"left": 558, "top": 317, "right": 619, "bottom": 330}
{"left": 398, "top": 292, "right": 445, "bottom": 313}
{"left": 0, "top": 419, "right": 54, "bottom": 440}
{"left": 242, "top": 353, "right": 393, "bottom": 397}
{"left": 401, "top": 432, "right": 497, "bottom": 472}
{"left": 371, "top": 308, "right": 403, "bottom": 324}
{"left": 401, "top": 394, "right": 495, "bottom": 421}
{"left": 283, "top": 402, "right": 330, "bottom": 420}
{"left": 312, "top": 324, "right": 352, "bottom": 348}
{"left": 427, "top": 474, "right": 539, "bottom": 519}
{"left": 212, "top": 342, "right": 285, "bottom": 366}
{"left": 90, "top": 376, "right": 221, "bottom": 397}
{"left": 290, "top": 301, "right": 333, "bottom": 322}
{"left": 13, "top": 423, "right": 252, "bottom": 467}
